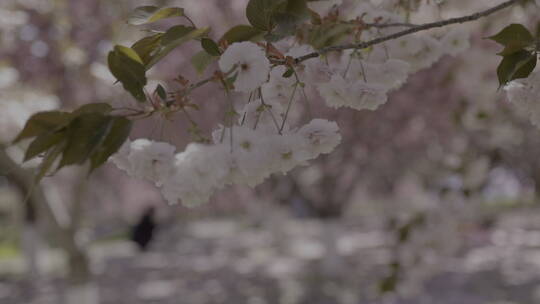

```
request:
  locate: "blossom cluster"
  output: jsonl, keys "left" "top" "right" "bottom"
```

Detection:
{"left": 111, "top": 114, "right": 341, "bottom": 207}
{"left": 314, "top": 26, "right": 469, "bottom": 110}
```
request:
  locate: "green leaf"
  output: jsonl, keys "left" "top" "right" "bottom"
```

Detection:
{"left": 131, "top": 33, "right": 164, "bottom": 66}
{"left": 18, "top": 106, "right": 134, "bottom": 180}
{"left": 146, "top": 26, "right": 210, "bottom": 69}
{"left": 284, "top": 0, "right": 309, "bottom": 18}
{"left": 128, "top": 6, "right": 185, "bottom": 25}
{"left": 263, "top": 0, "right": 308, "bottom": 40}
{"left": 24, "top": 131, "right": 65, "bottom": 161}
{"left": 489, "top": 24, "right": 533, "bottom": 45}
{"left": 89, "top": 116, "right": 132, "bottom": 173}
{"left": 488, "top": 23, "right": 534, "bottom": 56}
{"left": 108, "top": 45, "right": 147, "bottom": 102}
{"left": 221, "top": 25, "right": 264, "bottom": 44}
{"left": 155, "top": 84, "right": 167, "bottom": 100}
{"left": 497, "top": 50, "right": 537, "bottom": 86}
{"left": 191, "top": 50, "right": 218, "bottom": 75}
{"left": 73, "top": 103, "right": 113, "bottom": 115}
{"left": 246, "top": 0, "right": 280, "bottom": 31}
{"left": 271, "top": 12, "right": 301, "bottom": 40}
{"left": 201, "top": 38, "right": 221, "bottom": 56}
{"left": 282, "top": 67, "right": 294, "bottom": 78}
{"left": 13, "top": 111, "right": 72, "bottom": 143}
{"left": 59, "top": 113, "right": 113, "bottom": 167}
{"left": 36, "top": 142, "right": 66, "bottom": 181}
{"left": 161, "top": 25, "right": 197, "bottom": 46}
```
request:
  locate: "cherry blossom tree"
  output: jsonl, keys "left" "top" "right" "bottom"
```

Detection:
{"left": 3, "top": 0, "right": 540, "bottom": 301}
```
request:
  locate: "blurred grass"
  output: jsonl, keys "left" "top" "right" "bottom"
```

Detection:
{"left": 0, "top": 242, "right": 20, "bottom": 260}
{"left": 91, "top": 230, "right": 129, "bottom": 245}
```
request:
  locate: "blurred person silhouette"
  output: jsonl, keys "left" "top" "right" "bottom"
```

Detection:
{"left": 130, "top": 206, "right": 156, "bottom": 251}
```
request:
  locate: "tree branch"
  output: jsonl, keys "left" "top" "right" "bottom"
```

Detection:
{"left": 0, "top": 148, "right": 91, "bottom": 283}
{"left": 295, "top": 0, "right": 521, "bottom": 63}
{"left": 364, "top": 22, "right": 417, "bottom": 29}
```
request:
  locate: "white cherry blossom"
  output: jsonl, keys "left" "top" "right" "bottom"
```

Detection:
{"left": 127, "top": 139, "right": 176, "bottom": 185}
{"left": 318, "top": 74, "right": 388, "bottom": 111}
{"left": 343, "top": 56, "right": 410, "bottom": 91}
{"left": 218, "top": 42, "right": 270, "bottom": 93}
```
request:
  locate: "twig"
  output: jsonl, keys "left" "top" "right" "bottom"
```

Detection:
{"left": 294, "top": 0, "right": 521, "bottom": 64}
{"left": 183, "top": 68, "right": 235, "bottom": 96}
{"left": 183, "top": 75, "right": 216, "bottom": 95}
{"left": 364, "top": 22, "right": 417, "bottom": 28}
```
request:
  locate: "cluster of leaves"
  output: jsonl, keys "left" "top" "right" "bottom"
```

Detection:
{"left": 13, "top": 104, "right": 132, "bottom": 181}
{"left": 489, "top": 23, "right": 540, "bottom": 86}
{"left": 110, "top": 5, "right": 210, "bottom": 101}
{"left": 245, "top": 0, "right": 356, "bottom": 48}
{"left": 246, "top": 0, "right": 311, "bottom": 39}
